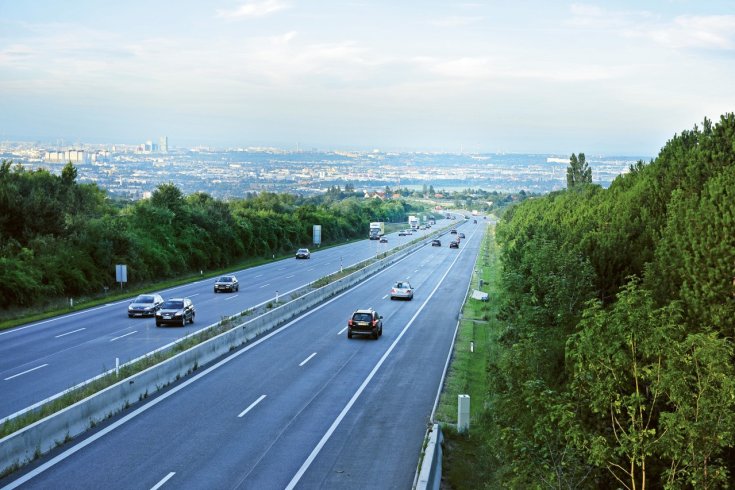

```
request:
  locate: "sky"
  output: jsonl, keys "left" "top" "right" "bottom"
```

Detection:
{"left": 1, "top": 1, "right": 734, "bottom": 155}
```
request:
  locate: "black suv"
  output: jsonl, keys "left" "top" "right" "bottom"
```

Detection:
{"left": 155, "top": 298, "right": 195, "bottom": 327}
{"left": 347, "top": 309, "right": 383, "bottom": 340}
{"left": 431, "top": 239, "right": 441, "bottom": 247}
{"left": 449, "top": 240, "right": 459, "bottom": 249}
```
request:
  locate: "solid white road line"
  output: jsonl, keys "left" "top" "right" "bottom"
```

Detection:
{"left": 150, "top": 472, "right": 176, "bottom": 490}
{"left": 224, "top": 295, "right": 239, "bottom": 301}
{"left": 238, "top": 395, "right": 267, "bottom": 418}
{"left": 259, "top": 284, "right": 271, "bottom": 289}
{"left": 54, "top": 328, "right": 86, "bottom": 338}
{"left": 337, "top": 326, "right": 347, "bottom": 335}
{"left": 4, "top": 364, "right": 49, "bottom": 381}
{"left": 285, "top": 233, "right": 467, "bottom": 490}
{"left": 109, "top": 331, "right": 137, "bottom": 342}
{"left": 299, "top": 353, "right": 317, "bottom": 367}
{"left": 382, "top": 294, "right": 388, "bottom": 299}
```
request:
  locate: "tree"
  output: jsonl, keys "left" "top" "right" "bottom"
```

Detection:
{"left": 567, "top": 153, "right": 592, "bottom": 188}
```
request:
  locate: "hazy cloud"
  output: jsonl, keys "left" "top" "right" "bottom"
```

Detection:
{"left": 216, "top": 0, "right": 288, "bottom": 19}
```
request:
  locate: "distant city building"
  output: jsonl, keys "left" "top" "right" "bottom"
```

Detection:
{"left": 159, "top": 136, "right": 168, "bottom": 153}
{"left": 45, "top": 149, "right": 88, "bottom": 164}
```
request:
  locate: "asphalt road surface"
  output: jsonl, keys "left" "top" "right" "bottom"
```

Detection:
{"left": 1, "top": 218, "right": 485, "bottom": 490}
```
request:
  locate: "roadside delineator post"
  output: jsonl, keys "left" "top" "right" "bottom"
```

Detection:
{"left": 458, "top": 394, "right": 470, "bottom": 433}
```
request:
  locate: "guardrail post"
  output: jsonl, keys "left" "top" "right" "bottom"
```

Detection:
{"left": 458, "top": 394, "right": 470, "bottom": 433}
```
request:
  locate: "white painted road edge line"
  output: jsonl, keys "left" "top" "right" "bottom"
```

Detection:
{"left": 299, "top": 353, "right": 317, "bottom": 367}
{"left": 238, "top": 395, "right": 267, "bottom": 418}
{"left": 54, "top": 328, "right": 86, "bottom": 338}
{"left": 4, "top": 364, "right": 49, "bottom": 381}
{"left": 109, "top": 331, "right": 137, "bottom": 342}
{"left": 150, "top": 471, "right": 176, "bottom": 490}
{"left": 285, "top": 234, "right": 468, "bottom": 490}
{"left": 337, "top": 326, "right": 347, "bottom": 335}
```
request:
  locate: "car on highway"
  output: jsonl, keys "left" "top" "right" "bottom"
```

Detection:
{"left": 450, "top": 229, "right": 457, "bottom": 234}
{"left": 347, "top": 308, "right": 383, "bottom": 339}
{"left": 155, "top": 298, "right": 196, "bottom": 327}
{"left": 473, "top": 219, "right": 477, "bottom": 224}
{"left": 214, "top": 275, "right": 239, "bottom": 293}
{"left": 390, "top": 281, "right": 414, "bottom": 300}
{"left": 449, "top": 240, "right": 459, "bottom": 249}
{"left": 431, "top": 239, "right": 441, "bottom": 247}
{"left": 379, "top": 237, "right": 388, "bottom": 243}
{"left": 295, "top": 248, "right": 311, "bottom": 259}
{"left": 127, "top": 294, "right": 164, "bottom": 318}
{"left": 459, "top": 232, "right": 465, "bottom": 239}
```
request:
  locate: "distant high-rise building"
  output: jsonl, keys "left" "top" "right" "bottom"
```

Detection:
{"left": 159, "top": 136, "right": 168, "bottom": 153}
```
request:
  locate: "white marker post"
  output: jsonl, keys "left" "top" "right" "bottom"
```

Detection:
{"left": 458, "top": 394, "right": 470, "bottom": 433}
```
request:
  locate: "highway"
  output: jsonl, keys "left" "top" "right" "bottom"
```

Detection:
{"left": 1, "top": 217, "right": 485, "bottom": 490}
{"left": 0, "top": 217, "right": 470, "bottom": 421}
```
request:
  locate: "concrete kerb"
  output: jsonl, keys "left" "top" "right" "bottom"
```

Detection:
{"left": 0, "top": 231, "right": 439, "bottom": 477}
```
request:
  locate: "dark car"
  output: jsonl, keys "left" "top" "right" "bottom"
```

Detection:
{"left": 431, "top": 239, "right": 441, "bottom": 247}
{"left": 128, "top": 294, "right": 164, "bottom": 318}
{"left": 449, "top": 240, "right": 459, "bottom": 249}
{"left": 295, "top": 248, "right": 311, "bottom": 259}
{"left": 214, "top": 275, "right": 239, "bottom": 293}
{"left": 450, "top": 229, "right": 457, "bottom": 234}
{"left": 347, "top": 309, "right": 383, "bottom": 340}
{"left": 155, "top": 298, "right": 195, "bottom": 327}
{"left": 473, "top": 219, "right": 477, "bottom": 224}
{"left": 398, "top": 230, "right": 408, "bottom": 236}
{"left": 379, "top": 237, "right": 388, "bottom": 243}
{"left": 459, "top": 232, "right": 465, "bottom": 239}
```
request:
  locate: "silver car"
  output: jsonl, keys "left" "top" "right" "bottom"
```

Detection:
{"left": 128, "top": 294, "right": 164, "bottom": 318}
{"left": 390, "top": 281, "right": 414, "bottom": 300}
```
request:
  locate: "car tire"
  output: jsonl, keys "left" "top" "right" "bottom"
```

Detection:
{"left": 128, "top": 314, "right": 133, "bottom": 318}
{"left": 347, "top": 329, "right": 353, "bottom": 339}
{"left": 156, "top": 321, "right": 161, "bottom": 327}
{"left": 373, "top": 329, "right": 379, "bottom": 340}
{"left": 214, "top": 289, "right": 217, "bottom": 293}
{"left": 190, "top": 313, "right": 194, "bottom": 324}
{"left": 379, "top": 326, "right": 383, "bottom": 336}
{"left": 181, "top": 316, "right": 186, "bottom": 327}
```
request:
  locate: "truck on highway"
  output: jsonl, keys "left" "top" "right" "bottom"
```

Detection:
{"left": 408, "top": 215, "right": 419, "bottom": 230}
{"left": 369, "top": 221, "right": 385, "bottom": 239}
{"left": 472, "top": 210, "right": 479, "bottom": 216}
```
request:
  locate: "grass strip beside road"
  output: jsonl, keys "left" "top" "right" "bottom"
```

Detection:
{"left": 435, "top": 223, "right": 500, "bottom": 489}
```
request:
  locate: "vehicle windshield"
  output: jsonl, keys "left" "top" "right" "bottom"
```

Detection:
{"left": 161, "top": 300, "right": 183, "bottom": 309}
{"left": 298, "top": 249, "right": 308, "bottom": 253}
{"left": 135, "top": 296, "right": 154, "bottom": 303}
{"left": 218, "top": 277, "right": 233, "bottom": 282}
{"left": 353, "top": 313, "right": 372, "bottom": 322}
{"left": 394, "top": 282, "right": 409, "bottom": 289}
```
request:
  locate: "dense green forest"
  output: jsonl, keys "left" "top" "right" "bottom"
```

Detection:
{"left": 479, "top": 114, "right": 735, "bottom": 488}
{"left": 0, "top": 160, "right": 421, "bottom": 309}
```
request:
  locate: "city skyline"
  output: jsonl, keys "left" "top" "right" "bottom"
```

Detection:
{"left": 1, "top": 1, "right": 734, "bottom": 155}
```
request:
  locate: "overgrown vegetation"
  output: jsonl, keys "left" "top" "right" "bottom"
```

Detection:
{"left": 443, "top": 113, "right": 735, "bottom": 488}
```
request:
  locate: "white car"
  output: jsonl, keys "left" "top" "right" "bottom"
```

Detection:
{"left": 390, "top": 281, "right": 414, "bottom": 300}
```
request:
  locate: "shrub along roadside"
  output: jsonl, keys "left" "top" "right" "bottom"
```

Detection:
{"left": 434, "top": 224, "right": 500, "bottom": 489}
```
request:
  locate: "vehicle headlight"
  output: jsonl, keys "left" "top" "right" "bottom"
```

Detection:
{"left": 174, "top": 312, "right": 182, "bottom": 317}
